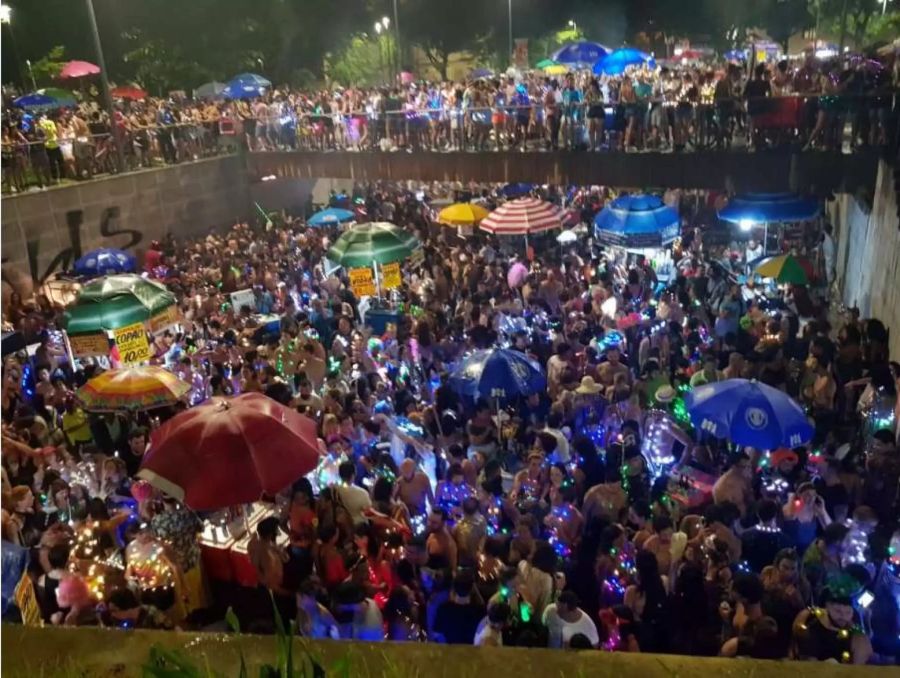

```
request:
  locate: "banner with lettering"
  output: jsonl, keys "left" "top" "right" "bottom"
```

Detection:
{"left": 113, "top": 322, "right": 152, "bottom": 365}
{"left": 349, "top": 267, "right": 376, "bottom": 297}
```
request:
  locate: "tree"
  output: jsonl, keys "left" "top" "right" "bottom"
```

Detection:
{"left": 325, "top": 34, "right": 388, "bottom": 86}
{"left": 817, "top": 0, "right": 888, "bottom": 49}
{"left": 29, "top": 45, "right": 67, "bottom": 87}
{"left": 403, "top": 0, "right": 493, "bottom": 79}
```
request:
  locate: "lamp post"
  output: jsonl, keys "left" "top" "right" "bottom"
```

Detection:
{"left": 375, "top": 21, "right": 386, "bottom": 84}
{"left": 381, "top": 16, "right": 392, "bottom": 81}
{"left": 84, "top": 0, "right": 125, "bottom": 172}
{"left": 507, "top": 0, "right": 513, "bottom": 68}
{"left": 391, "top": 0, "right": 400, "bottom": 77}
{"left": 1, "top": 4, "right": 24, "bottom": 90}
{"left": 568, "top": 19, "right": 577, "bottom": 35}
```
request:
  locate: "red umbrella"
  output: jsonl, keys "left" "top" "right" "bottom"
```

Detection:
{"left": 138, "top": 393, "right": 319, "bottom": 510}
{"left": 110, "top": 85, "right": 148, "bottom": 100}
{"left": 59, "top": 60, "right": 101, "bottom": 79}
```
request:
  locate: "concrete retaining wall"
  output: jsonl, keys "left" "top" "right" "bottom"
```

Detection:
{"left": 1, "top": 156, "right": 250, "bottom": 298}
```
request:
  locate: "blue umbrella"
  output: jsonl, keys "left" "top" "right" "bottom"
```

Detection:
{"left": 685, "top": 378, "right": 813, "bottom": 449}
{"left": 502, "top": 182, "right": 533, "bottom": 198}
{"left": 724, "top": 49, "right": 747, "bottom": 61}
{"left": 553, "top": 41, "right": 609, "bottom": 66}
{"left": 450, "top": 348, "right": 546, "bottom": 401}
{"left": 592, "top": 48, "right": 656, "bottom": 75}
{"left": 2, "top": 541, "right": 29, "bottom": 615}
{"left": 717, "top": 193, "right": 821, "bottom": 224}
{"left": 73, "top": 248, "right": 137, "bottom": 277}
{"left": 469, "top": 68, "right": 493, "bottom": 80}
{"left": 308, "top": 207, "right": 356, "bottom": 227}
{"left": 593, "top": 193, "right": 680, "bottom": 249}
{"left": 223, "top": 73, "right": 271, "bottom": 99}
{"left": 13, "top": 93, "right": 67, "bottom": 112}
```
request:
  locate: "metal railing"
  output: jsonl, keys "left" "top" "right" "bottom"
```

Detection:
{"left": 2, "top": 93, "right": 895, "bottom": 194}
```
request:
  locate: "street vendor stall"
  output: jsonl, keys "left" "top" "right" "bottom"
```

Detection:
{"left": 61, "top": 274, "right": 180, "bottom": 367}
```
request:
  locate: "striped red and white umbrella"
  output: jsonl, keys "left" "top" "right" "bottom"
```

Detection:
{"left": 479, "top": 198, "right": 564, "bottom": 236}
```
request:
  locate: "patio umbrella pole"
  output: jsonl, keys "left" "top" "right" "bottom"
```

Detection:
{"left": 374, "top": 263, "right": 382, "bottom": 300}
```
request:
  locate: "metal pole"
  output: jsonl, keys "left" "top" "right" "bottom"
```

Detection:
{"left": 84, "top": 0, "right": 125, "bottom": 172}
{"left": 508, "top": 0, "right": 513, "bottom": 68}
{"left": 393, "top": 0, "right": 400, "bottom": 81}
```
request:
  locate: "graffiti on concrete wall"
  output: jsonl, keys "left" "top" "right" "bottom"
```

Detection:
{"left": 2, "top": 206, "right": 143, "bottom": 288}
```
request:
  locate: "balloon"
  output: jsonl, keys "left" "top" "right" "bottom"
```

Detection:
{"left": 507, "top": 262, "right": 528, "bottom": 289}
{"left": 130, "top": 480, "right": 154, "bottom": 503}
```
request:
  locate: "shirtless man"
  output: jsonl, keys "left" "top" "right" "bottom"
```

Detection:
{"left": 395, "top": 458, "right": 434, "bottom": 518}
{"left": 712, "top": 453, "right": 754, "bottom": 517}
{"left": 425, "top": 507, "right": 458, "bottom": 571}
{"left": 596, "top": 345, "right": 631, "bottom": 389}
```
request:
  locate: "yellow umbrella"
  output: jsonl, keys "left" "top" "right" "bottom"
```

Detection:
{"left": 76, "top": 366, "right": 191, "bottom": 412}
{"left": 542, "top": 64, "right": 569, "bottom": 75}
{"left": 437, "top": 202, "right": 490, "bottom": 226}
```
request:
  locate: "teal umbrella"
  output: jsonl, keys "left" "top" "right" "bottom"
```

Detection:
{"left": 326, "top": 222, "right": 420, "bottom": 267}
{"left": 63, "top": 275, "right": 176, "bottom": 335}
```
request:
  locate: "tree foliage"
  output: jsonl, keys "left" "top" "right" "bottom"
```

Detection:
{"left": 29, "top": 45, "right": 67, "bottom": 87}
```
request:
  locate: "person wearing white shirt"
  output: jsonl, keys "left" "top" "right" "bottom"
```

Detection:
{"left": 542, "top": 591, "right": 599, "bottom": 648}
{"left": 821, "top": 223, "right": 836, "bottom": 286}
{"left": 334, "top": 461, "right": 372, "bottom": 526}
{"left": 745, "top": 239, "right": 764, "bottom": 270}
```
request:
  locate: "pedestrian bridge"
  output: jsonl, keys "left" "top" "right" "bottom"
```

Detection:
{"left": 246, "top": 148, "right": 880, "bottom": 194}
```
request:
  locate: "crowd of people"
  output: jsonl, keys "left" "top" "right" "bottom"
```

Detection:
{"left": 2, "top": 181, "right": 899, "bottom": 665}
{"left": 3, "top": 48, "right": 899, "bottom": 193}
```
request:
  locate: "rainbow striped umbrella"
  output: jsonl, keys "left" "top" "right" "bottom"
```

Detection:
{"left": 479, "top": 198, "right": 564, "bottom": 236}
{"left": 76, "top": 366, "right": 191, "bottom": 412}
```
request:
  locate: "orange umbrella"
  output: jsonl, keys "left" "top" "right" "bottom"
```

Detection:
{"left": 76, "top": 366, "right": 190, "bottom": 412}
{"left": 110, "top": 85, "right": 148, "bottom": 100}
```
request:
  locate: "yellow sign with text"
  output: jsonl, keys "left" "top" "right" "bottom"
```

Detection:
{"left": 113, "top": 322, "right": 152, "bottom": 365}
{"left": 148, "top": 305, "right": 181, "bottom": 334}
{"left": 14, "top": 571, "right": 42, "bottom": 626}
{"left": 349, "top": 267, "right": 376, "bottom": 297}
{"left": 68, "top": 332, "right": 109, "bottom": 358}
{"left": 381, "top": 262, "right": 401, "bottom": 290}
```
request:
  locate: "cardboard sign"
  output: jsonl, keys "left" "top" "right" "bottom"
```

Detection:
{"left": 349, "top": 267, "right": 376, "bottom": 297}
{"left": 113, "top": 322, "right": 151, "bottom": 365}
{"left": 68, "top": 332, "right": 109, "bottom": 358}
{"left": 14, "top": 571, "right": 42, "bottom": 626}
{"left": 230, "top": 289, "right": 257, "bottom": 313}
{"left": 148, "top": 305, "right": 181, "bottom": 334}
{"left": 381, "top": 262, "right": 401, "bottom": 290}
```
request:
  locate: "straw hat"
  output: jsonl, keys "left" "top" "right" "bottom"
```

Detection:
{"left": 576, "top": 375, "right": 603, "bottom": 395}
{"left": 655, "top": 385, "right": 677, "bottom": 403}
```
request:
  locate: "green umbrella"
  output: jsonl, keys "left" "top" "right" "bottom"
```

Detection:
{"left": 37, "top": 88, "right": 77, "bottom": 107}
{"left": 326, "top": 222, "right": 420, "bottom": 268}
{"left": 535, "top": 58, "right": 559, "bottom": 68}
{"left": 63, "top": 274, "right": 176, "bottom": 335}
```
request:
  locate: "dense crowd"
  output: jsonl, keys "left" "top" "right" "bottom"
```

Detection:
{"left": 3, "top": 50, "right": 899, "bottom": 192}
{"left": 2, "top": 181, "right": 899, "bottom": 664}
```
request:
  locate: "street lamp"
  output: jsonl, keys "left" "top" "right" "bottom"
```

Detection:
{"left": 568, "top": 19, "right": 577, "bottom": 33}
{"left": 507, "top": 0, "right": 513, "bottom": 67}
{"left": 0, "top": 5, "right": 11, "bottom": 24}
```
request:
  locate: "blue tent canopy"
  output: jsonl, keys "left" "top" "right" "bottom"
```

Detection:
{"left": 308, "top": 207, "right": 355, "bottom": 227}
{"left": 717, "top": 192, "right": 821, "bottom": 224}
{"left": 593, "top": 194, "right": 680, "bottom": 249}
{"left": 592, "top": 48, "right": 656, "bottom": 75}
{"left": 552, "top": 41, "right": 609, "bottom": 66}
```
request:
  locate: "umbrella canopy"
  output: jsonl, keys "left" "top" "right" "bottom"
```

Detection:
{"left": 14, "top": 93, "right": 59, "bottom": 111}
{"left": 138, "top": 393, "right": 319, "bottom": 510}
{"left": 481, "top": 198, "right": 563, "bottom": 236}
{"left": 63, "top": 275, "right": 176, "bottom": 334}
{"left": 592, "top": 48, "right": 656, "bottom": 75}
{"left": 469, "top": 68, "right": 493, "bottom": 79}
{"left": 593, "top": 193, "right": 680, "bottom": 249}
{"left": 307, "top": 207, "right": 356, "bottom": 227}
{"left": 553, "top": 41, "right": 609, "bottom": 66}
{"left": 717, "top": 192, "right": 821, "bottom": 224}
{"left": 76, "top": 366, "right": 191, "bottom": 412}
{"left": 450, "top": 348, "right": 546, "bottom": 401}
{"left": 754, "top": 254, "right": 810, "bottom": 285}
{"left": 535, "top": 58, "right": 559, "bottom": 68}
{"left": 73, "top": 248, "right": 136, "bottom": 277}
{"left": 110, "top": 85, "right": 148, "bottom": 100}
{"left": 223, "top": 73, "right": 271, "bottom": 99}
{"left": 59, "top": 60, "right": 100, "bottom": 79}
{"left": 502, "top": 182, "right": 533, "bottom": 198}
{"left": 685, "top": 378, "right": 813, "bottom": 449}
{"left": 557, "top": 229, "right": 579, "bottom": 244}
{"left": 194, "top": 81, "right": 227, "bottom": 99}
{"left": 326, "top": 222, "right": 420, "bottom": 267}
{"left": 437, "top": 202, "right": 490, "bottom": 226}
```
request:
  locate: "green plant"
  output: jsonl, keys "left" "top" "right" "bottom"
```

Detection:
{"left": 142, "top": 596, "right": 349, "bottom": 678}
